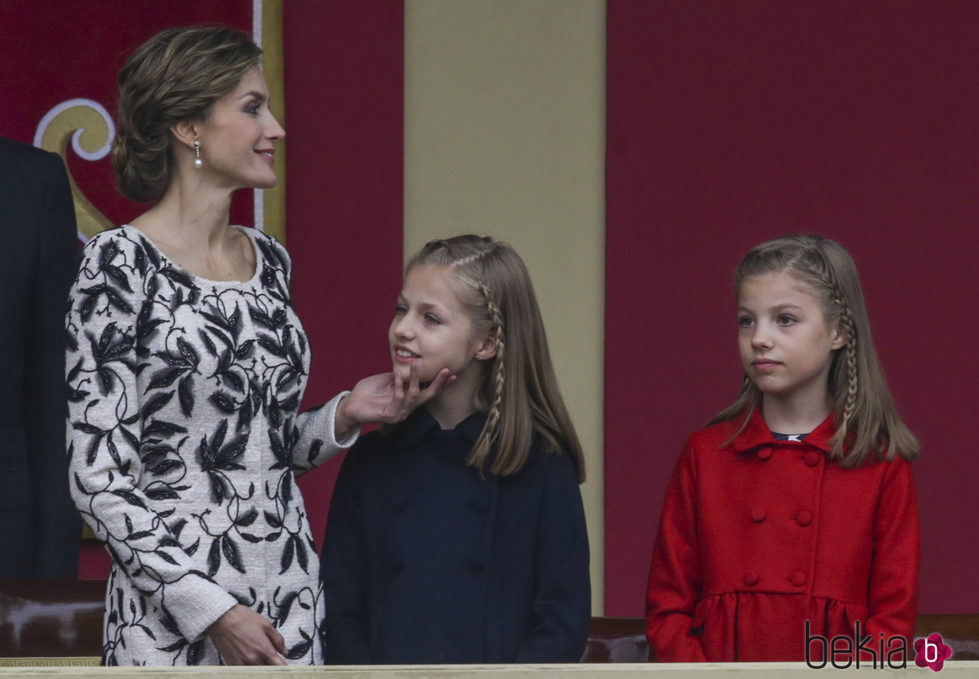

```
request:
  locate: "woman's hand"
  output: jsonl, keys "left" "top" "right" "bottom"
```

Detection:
{"left": 207, "top": 604, "right": 287, "bottom": 665}
{"left": 335, "top": 364, "right": 454, "bottom": 437}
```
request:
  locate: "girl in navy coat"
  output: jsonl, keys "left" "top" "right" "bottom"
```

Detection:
{"left": 321, "top": 235, "right": 590, "bottom": 663}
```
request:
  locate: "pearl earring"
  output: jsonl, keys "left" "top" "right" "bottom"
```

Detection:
{"left": 194, "top": 140, "right": 202, "bottom": 169}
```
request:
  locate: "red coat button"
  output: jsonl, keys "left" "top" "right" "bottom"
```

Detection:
{"left": 796, "top": 509, "right": 813, "bottom": 526}
{"left": 757, "top": 448, "right": 773, "bottom": 461}
{"left": 743, "top": 571, "right": 759, "bottom": 586}
{"left": 804, "top": 451, "right": 821, "bottom": 467}
{"left": 751, "top": 507, "right": 767, "bottom": 522}
{"left": 790, "top": 571, "right": 807, "bottom": 587}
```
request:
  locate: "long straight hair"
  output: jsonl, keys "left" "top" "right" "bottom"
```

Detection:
{"left": 710, "top": 234, "right": 919, "bottom": 466}
{"left": 406, "top": 235, "right": 585, "bottom": 481}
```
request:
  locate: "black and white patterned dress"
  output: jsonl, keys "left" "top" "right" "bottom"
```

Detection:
{"left": 66, "top": 225, "right": 354, "bottom": 665}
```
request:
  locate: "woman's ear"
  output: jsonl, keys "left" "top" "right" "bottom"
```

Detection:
{"left": 170, "top": 120, "right": 199, "bottom": 150}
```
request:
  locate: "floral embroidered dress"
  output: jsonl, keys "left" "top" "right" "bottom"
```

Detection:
{"left": 66, "top": 225, "right": 354, "bottom": 665}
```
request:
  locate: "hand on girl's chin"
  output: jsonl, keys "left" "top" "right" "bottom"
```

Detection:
{"left": 394, "top": 366, "right": 448, "bottom": 387}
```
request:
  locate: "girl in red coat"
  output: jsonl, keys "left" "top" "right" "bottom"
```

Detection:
{"left": 646, "top": 234, "right": 920, "bottom": 663}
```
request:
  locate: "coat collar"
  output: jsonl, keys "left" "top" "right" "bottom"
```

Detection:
{"left": 398, "top": 407, "right": 488, "bottom": 451}
{"left": 729, "top": 406, "right": 837, "bottom": 455}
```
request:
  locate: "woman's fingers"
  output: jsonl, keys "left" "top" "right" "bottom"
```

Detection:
{"left": 415, "top": 368, "right": 453, "bottom": 406}
{"left": 208, "top": 604, "right": 287, "bottom": 665}
{"left": 268, "top": 625, "right": 287, "bottom": 659}
{"left": 389, "top": 370, "right": 406, "bottom": 417}
{"left": 346, "top": 366, "right": 458, "bottom": 426}
{"left": 405, "top": 362, "right": 422, "bottom": 402}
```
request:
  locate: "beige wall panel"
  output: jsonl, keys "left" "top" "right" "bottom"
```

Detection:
{"left": 404, "top": 0, "right": 606, "bottom": 612}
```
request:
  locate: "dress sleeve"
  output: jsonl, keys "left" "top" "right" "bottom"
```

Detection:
{"left": 266, "top": 233, "right": 360, "bottom": 474}
{"left": 321, "top": 442, "right": 373, "bottom": 663}
{"left": 645, "top": 441, "right": 708, "bottom": 662}
{"left": 27, "top": 151, "right": 81, "bottom": 578}
{"left": 291, "top": 392, "right": 360, "bottom": 474}
{"left": 514, "top": 453, "right": 591, "bottom": 662}
{"left": 864, "top": 458, "right": 919, "bottom": 645}
{"left": 66, "top": 233, "right": 237, "bottom": 642}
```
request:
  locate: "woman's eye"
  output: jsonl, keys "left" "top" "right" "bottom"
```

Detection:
{"left": 394, "top": 304, "right": 407, "bottom": 316}
{"left": 738, "top": 316, "right": 754, "bottom": 328}
{"left": 424, "top": 313, "right": 441, "bottom": 325}
{"left": 777, "top": 315, "right": 797, "bottom": 326}
{"left": 244, "top": 102, "right": 260, "bottom": 115}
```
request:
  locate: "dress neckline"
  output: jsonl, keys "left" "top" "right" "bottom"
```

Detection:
{"left": 118, "top": 224, "right": 263, "bottom": 288}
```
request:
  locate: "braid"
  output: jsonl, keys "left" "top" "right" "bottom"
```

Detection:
{"left": 834, "top": 289, "right": 859, "bottom": 431}
{"left": 476, "top": 281, "right": 505, "bottom": 440}
{"left": 804, "top": 249, "right": 860, "bottom": 436}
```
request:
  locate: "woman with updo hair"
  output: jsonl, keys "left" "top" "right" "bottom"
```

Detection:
{"left": 66, "top": 25, "right": 449, "bottom": 666}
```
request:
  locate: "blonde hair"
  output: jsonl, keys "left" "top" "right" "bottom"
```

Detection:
{"left": 711, "top": 234, "right": 919, "bottom": 466}
{"left": 112, "top": 25, "right": 262, "bottom": 202}
{"left": 406, "top": 235, "right": 585, "bottom": 481}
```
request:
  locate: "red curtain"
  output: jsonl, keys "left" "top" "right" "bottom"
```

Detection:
{"left": 606, "top": 0, "right": 979, "bottom": 616}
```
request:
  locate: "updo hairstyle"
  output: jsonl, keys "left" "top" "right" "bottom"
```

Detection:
{"left": 111, "top": 26, "right": 262, "bottom": 202}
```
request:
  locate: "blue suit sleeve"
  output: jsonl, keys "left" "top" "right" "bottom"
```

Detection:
{"left": 29, "top": 150, "right": 81, "bottom": 577}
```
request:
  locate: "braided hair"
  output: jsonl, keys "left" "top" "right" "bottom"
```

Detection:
{"left": 405, "top": 236, "right": 584, "bottom": 480}
{"left": 710, "top": 234, "right": 919, "bottom": 466}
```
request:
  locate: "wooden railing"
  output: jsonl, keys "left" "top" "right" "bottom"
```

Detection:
{"left": 2, "top": 579, "right": 977, "bottom": 667}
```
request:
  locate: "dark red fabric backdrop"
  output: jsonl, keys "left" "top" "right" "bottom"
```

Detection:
{"left": 1, "top": 1, "right": 254, "bottom": 231}
{"left": 285, "top": 1, "right": 405, "bottom": 551}
{"left": 606, "top": 0, "right": 979, "bottom": 616}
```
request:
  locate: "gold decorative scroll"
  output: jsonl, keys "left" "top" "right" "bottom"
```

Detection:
{"left": 35, "top": 101, "right": 115, "bottom": 241}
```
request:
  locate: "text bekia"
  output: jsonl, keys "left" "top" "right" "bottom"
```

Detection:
{"left": 805, "top": 620, "right": 907, "bottom": 669}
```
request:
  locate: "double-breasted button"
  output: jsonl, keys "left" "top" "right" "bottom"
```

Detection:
{"left": 390, "top": 497, "right": 407, "bottom": 513}
{"left": 796, "top": 509, "right": 813, "bottom": 526}
{"left": 757, "top": 448, "right": 773, "bottom": 461}
{"left": 743, "top": 571, "right": 759, "bottom": 586}
{"left": 751, "top": 507, "right": 767, "bottom": 522}
{"left": 804, "top": 451, "right": 821, "bottom": 467}
{"left": 472, "top": 498, "right": 491, "bottom": 513}
{"left": 389, "top": 559, "right": 405, "bottom": 573}
{"left": 790, "top": 571, "right": 807, "bottom": 587}
{"left": 466, "top": 558, "right": 485, "bottom": 574}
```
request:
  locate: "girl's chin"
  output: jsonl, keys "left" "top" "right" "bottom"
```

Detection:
{"left": 393, "top": 366, "right": 439, "bottom": 384}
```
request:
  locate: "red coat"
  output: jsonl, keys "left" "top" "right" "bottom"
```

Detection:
{"left": 645, "top": 408, "right": 919, "bottom": 662}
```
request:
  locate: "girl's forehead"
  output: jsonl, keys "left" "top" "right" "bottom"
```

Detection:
{"left": 738, "top": 270, "right": 823, "bottom": 304}
{"left": 404, "top": 263, "right": 451, "bottom": 286}
{"left": 402, "top": 264, "right": 463, "bottom": 302}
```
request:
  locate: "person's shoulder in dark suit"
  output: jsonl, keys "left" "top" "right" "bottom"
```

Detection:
{"left": 0, "top": 135, "right": 81, "bottom": 580}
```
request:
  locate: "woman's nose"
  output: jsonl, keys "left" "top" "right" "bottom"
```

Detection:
{"left": 266, "top": 112, "right": 285, "bottom": 141}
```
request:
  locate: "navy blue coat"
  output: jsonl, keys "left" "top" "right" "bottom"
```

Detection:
{"left": 321, "top": 409, "right": 590, "bottom": 663}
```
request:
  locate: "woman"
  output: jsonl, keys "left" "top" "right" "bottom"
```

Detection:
{"left": 66, "top": 26, "right": 447, "bottom": 666}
